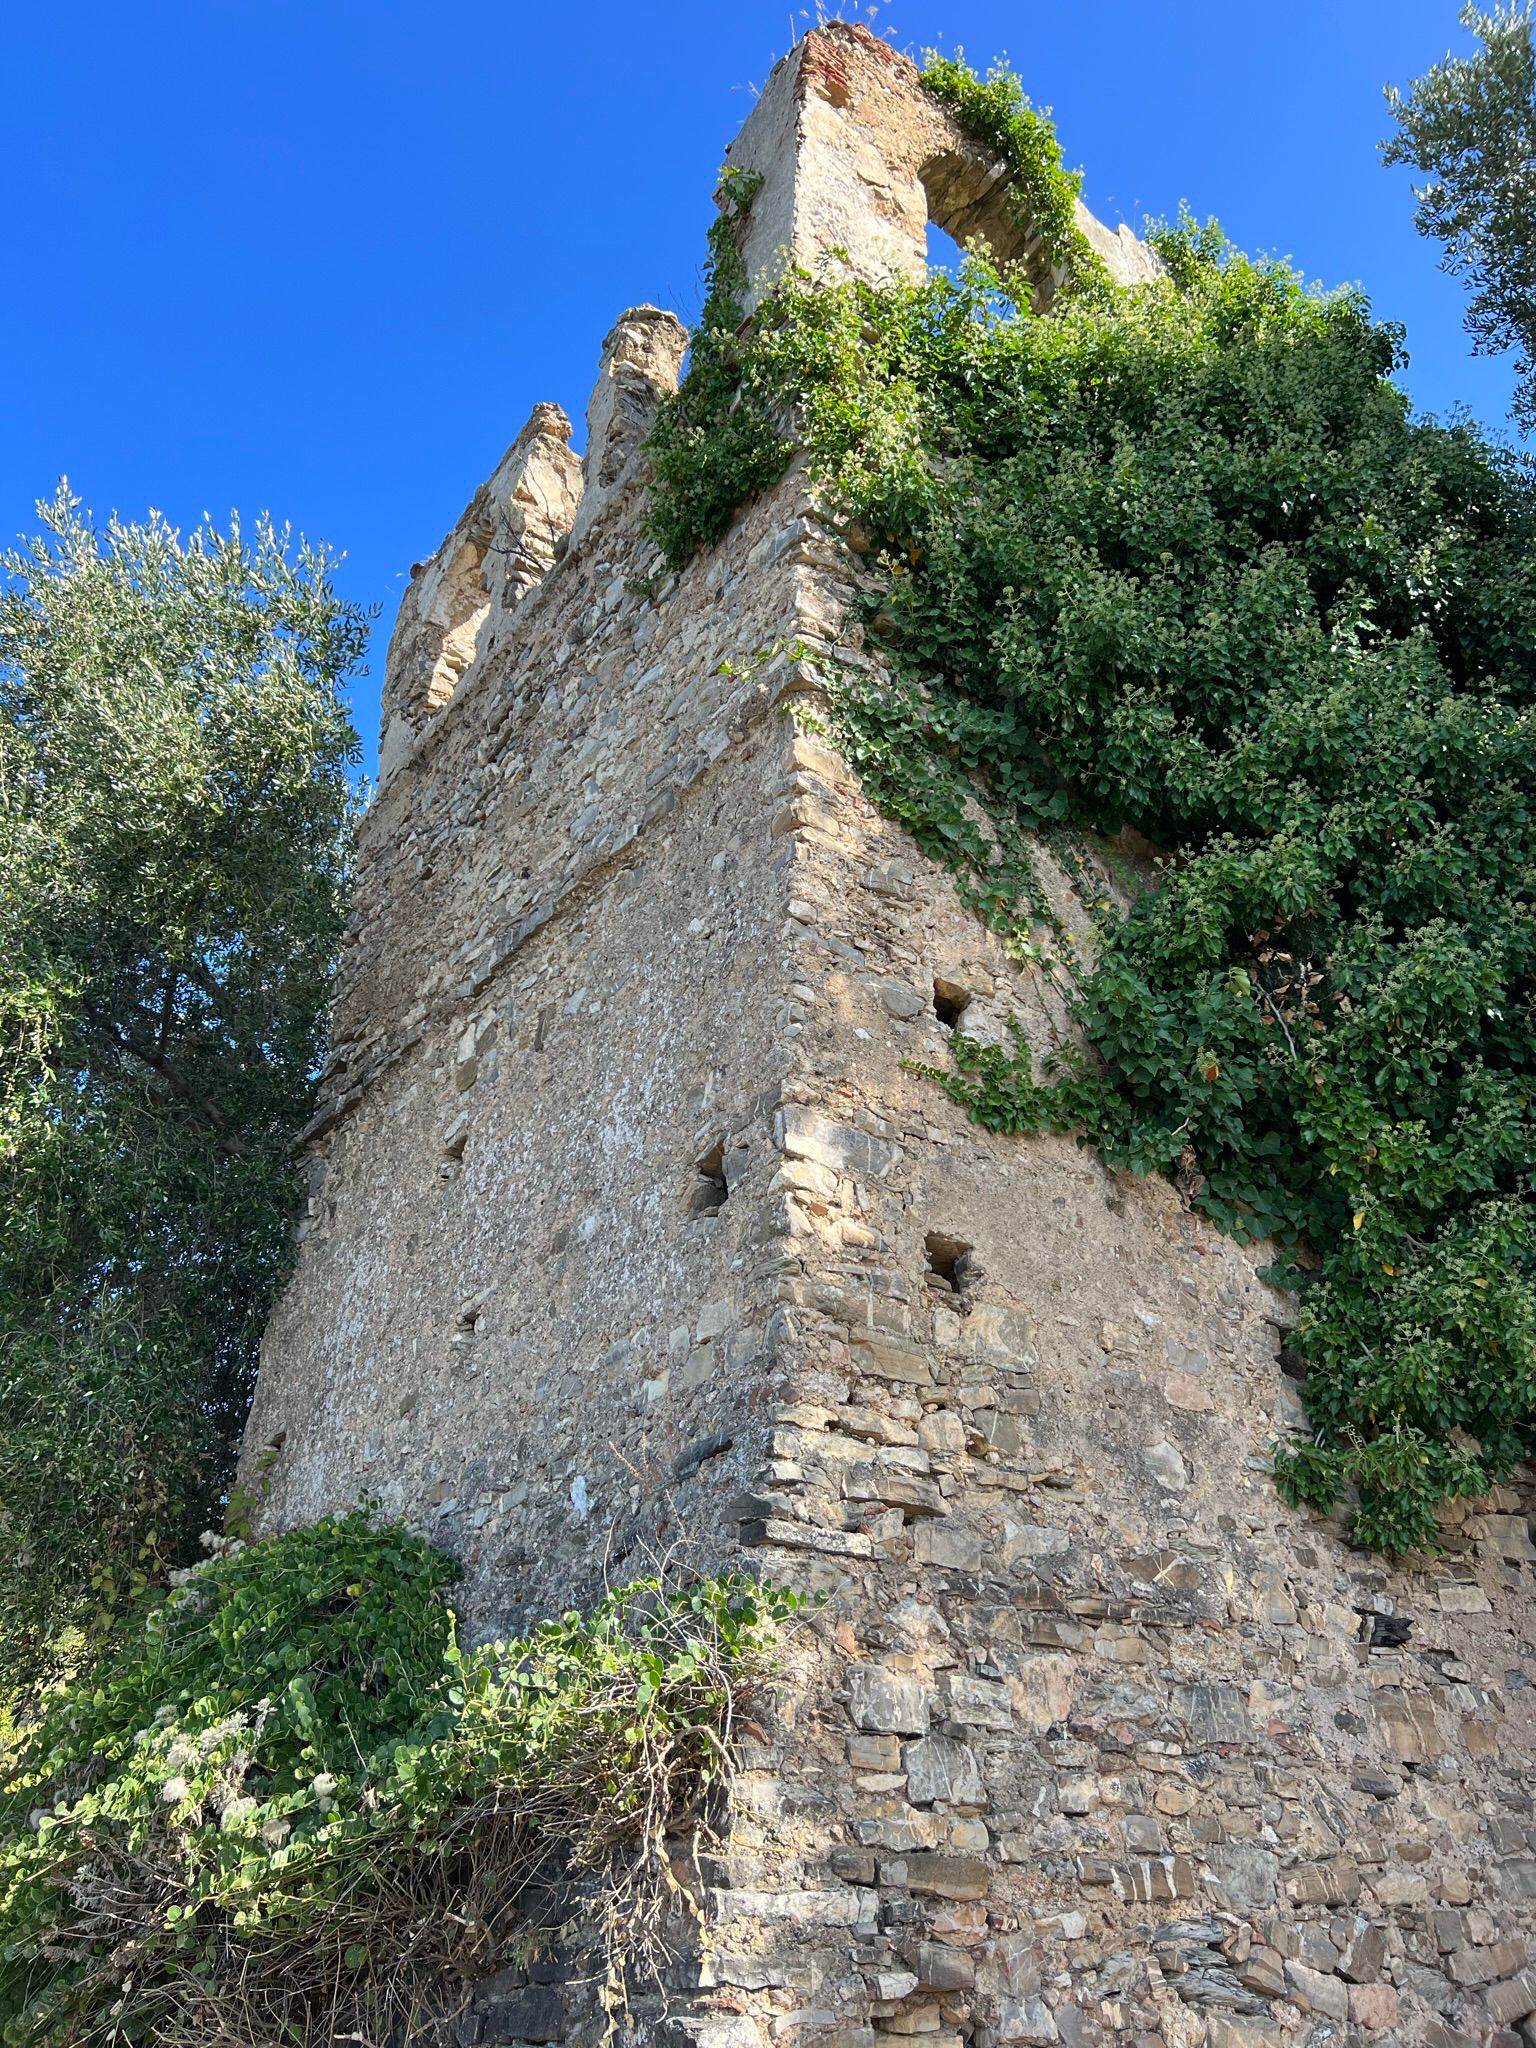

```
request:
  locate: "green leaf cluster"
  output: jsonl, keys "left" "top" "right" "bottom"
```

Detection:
{"left": 645, "top": 168, "right": 794, "bottom": 568}
{"left": 0, "top": 1511, "right": 801, "bottom": 2044}
{"left": 646, "top": 51, "right": 1103, "bottom": 570}
{"left": 0, "top": 489, "right": 367, "bottom": 1674}
{"left": 1383, "top": 3, "right": 1536, "bottom": 432}
{"left": 647, "top": 138, "right": 1536, "bottom": 1548}
{"left": 918, "top": 49, "right": 1105, "bottom": 292}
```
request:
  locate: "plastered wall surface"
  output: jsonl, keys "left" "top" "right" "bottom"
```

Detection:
{"left": 246, "top": 23, "right": 1536, "bottom": 2048}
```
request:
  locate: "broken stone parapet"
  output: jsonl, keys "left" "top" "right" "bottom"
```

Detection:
{"left": 726, "top": 21, "right": 1162, "bottom": 309}
{"left": 377, "top": 401, "right": 581, "bottom": 783}
{"left": 568, "top": 304, "right": 687, "bottom": 553}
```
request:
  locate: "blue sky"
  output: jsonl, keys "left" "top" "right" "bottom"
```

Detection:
{"left": 2, "top": 0, "right": 1515, "bottom": 776}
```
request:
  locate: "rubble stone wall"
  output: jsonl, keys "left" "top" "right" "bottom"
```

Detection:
{"left": 700, "top": 716, "right": 1536, "bottom": 2048}
{"left": 246, "top": 22, "right": 1536, "bottom": 2048}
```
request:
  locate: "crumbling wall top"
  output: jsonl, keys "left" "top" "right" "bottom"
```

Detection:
{"left": 726, "top": 22, "right": 1160, "bottom": 306}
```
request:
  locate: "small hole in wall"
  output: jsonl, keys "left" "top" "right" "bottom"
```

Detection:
{"left": 690, "top": 1142, "right": 729, "bottom": 1218}
{"left": 925, "top": 1231, "right": 974, "bottom": 1296}
{"left": 1279, "top": 1344, "right": 1307, "bottom": 1385}
{"left": 933, "top": 977, "right": 972, "bottom": 1029}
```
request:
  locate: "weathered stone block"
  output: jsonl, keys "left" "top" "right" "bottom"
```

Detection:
{"left": 1489, "top": 1968, "right": 1536, "bottom": 2027}
{"left": 1202, "top": 1843, "right": 1278, "bottom": 1907}
{"left": 965, "top": 1303, "right": 1036, "bottom": 1367}
{"left": 1176, "top": 1683, "right": 1253, "bottom": 1746}
{"left": 478, "top": 1985, "right": 564, "bottom": 2042}
{"left": 943, "top": 1673, "right": 1013, "bottom": 1729}
{"left": 904, "top": 1735, "right": 986, "bottom": 1810}
{"left": 1236, "top": 1948, "right": 1286, "bottom": 1998}
{"left": 995, "top": 1996, "right": 1057, "bottom": 2042}
{"left": 778, "top": 1103, "right": 901, "bottom": 1179}
{"left": 904, "top": 1852, "right": 990, "bottom": 1901}
{"left": 849, "top": 1665, "right": 930, "bottom": 1736}
{"left": 850, "top": 1333, "right": 933, "bottom": 1385}
{"left": 1478, "top": 1514, "right": 1536, "bottom": 1561}
{"left": 1283, "top": 1959, "right": 1348, "bottom": 2020}
{"left": 1347, "top": 1981, "right": 1399, "bottom": 2032}
{"left": 1286, "top": 1859, "right": 1360, "bottom": 1906}
{"left": 915, "top": 1520, "right": 984, "bottom": 1572}
{"left": 1205, "top": 2023, "right": 1286, "bottom": 2048}
{"left": 909, "top": 1941, "right": 975, "bottom": 1991}
{"left": 1002, "top": 1521, "right": 1069, "bottom": 1564}
{"left": 1337, "top": 1920, "right": 1387, "bottom": 1984}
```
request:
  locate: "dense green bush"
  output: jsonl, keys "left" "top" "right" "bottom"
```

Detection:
{"left": 647, "top": 61, "right": 1536, "bottom": 1551}
{"left": 0, "top": 1511, "right": 799, "bottom": 2045}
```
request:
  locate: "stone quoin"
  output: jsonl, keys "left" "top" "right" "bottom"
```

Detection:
{"left": 243, "top": 23, "right": 1536, "bottom": 2048}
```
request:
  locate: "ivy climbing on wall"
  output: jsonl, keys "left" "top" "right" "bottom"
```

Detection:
{"left": 645, "top": 166, "right": 791, "bottom": 571}
{"left": 918, "top": 51, "right": 1105, "bottom": 291}
{"left": 647, "top": 57, "right": 1536, "bottom": 1554}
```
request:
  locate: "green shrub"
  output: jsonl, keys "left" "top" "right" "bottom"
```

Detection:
{"left": 0, "top": 1512, "right": 800, "bottom": 2046}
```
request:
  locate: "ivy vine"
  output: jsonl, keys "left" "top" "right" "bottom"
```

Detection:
{"left": 918, "top": 50, "right": 1105, "bottom": 293}
{"left": 646, "top": 166, "right": 791, "bottom": 570}
{"left": 647, "top": 51, "right": 1104, "bottom": 569}
{"left": 816, "top": 232, "right": 1535, "bottom": 1551}
{"left": 647, "top": 64, "right": 1536, "bottom": 1551}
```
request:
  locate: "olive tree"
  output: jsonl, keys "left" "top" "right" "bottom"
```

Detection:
{"left": 0, "top": 486, "right": 368, "bottom": 1676}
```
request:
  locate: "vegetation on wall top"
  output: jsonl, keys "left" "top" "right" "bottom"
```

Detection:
{"left": 919, "top": 50, "right": 1105, "bottom": 292}
{"left": 647, "top": 50, "right": 1105, "bottom": 574}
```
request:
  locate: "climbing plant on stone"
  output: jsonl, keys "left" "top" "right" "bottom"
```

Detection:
{"left": 647, "top": 51, "right": 1105, "bottom": 574}
{"left": 0, "top": 1510, "right": 801, "bottom": 2047}
{"left": 647, "top": 66, "right": 1536, "bottom": 1553}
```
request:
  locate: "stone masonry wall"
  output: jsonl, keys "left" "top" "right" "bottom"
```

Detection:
{"left": 246, "top": 22, "right": 1536, "bottom": 2048}
{"left": 694, "top": 699, "right": 1536, "bottom": 2048}
{"left": 247, "top": 433, "right": 852, "bottom": 1635}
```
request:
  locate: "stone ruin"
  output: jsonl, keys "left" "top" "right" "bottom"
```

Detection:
{"left": 243, "top": 23, "right": 1536, "bottom": 2048}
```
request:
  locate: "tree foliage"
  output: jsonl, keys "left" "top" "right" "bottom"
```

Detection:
{"left": 0, "top": 489, "right": 367, "bottom": 1675}
{"left": 1383, "top": 2, "right": 1536, "bottom": 429}
{"left": 0, "top": 1510, "right": 800, "bottom": 2045}
{"left": 648, "top": 93, "right": 1536, "bottom": 1549}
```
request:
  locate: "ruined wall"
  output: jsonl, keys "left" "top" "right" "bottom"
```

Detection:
{"left": 247, "top": 415, "right": 852, "bottom": 1634}
{"left": 247, "top": 22, "right": 1536, "bottom": 2048}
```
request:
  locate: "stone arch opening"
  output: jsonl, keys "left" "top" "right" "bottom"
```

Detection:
{"left": 919, "top": 147, "right": 1064, "bottom": 304}
{"left": 921, "top": 150, "right": 1028, "bottom": 263}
